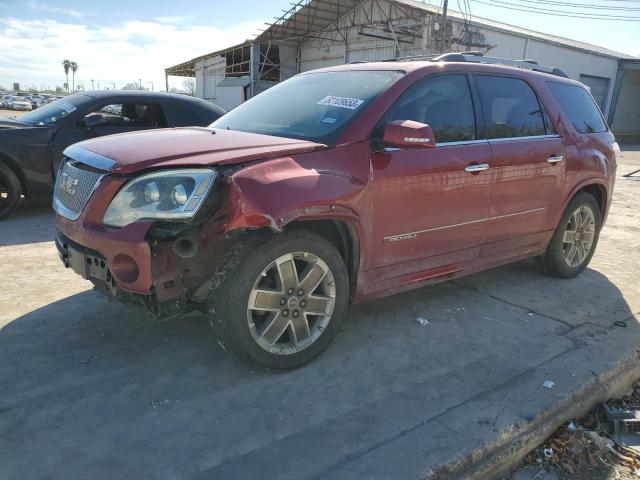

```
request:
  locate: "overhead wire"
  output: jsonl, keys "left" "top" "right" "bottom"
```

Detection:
{"left": 469, "top": 0, "right": 640, "bottom": 20}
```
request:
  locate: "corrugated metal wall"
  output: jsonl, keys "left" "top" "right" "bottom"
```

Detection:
{"left": 611, "top": 70, "right": 640, "bottom": 142}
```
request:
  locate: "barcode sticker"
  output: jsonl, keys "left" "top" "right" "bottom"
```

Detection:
{"left": 317, "top": 96, "right": 364, "bottom": 110}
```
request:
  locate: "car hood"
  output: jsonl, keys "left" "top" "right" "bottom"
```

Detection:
{"left": 66, "top": 127, "right": 326, "bottom": 174}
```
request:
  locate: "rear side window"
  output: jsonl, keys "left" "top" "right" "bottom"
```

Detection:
{"left": 165, "top": 103, "right": 210, "bottom": 126}
{"left": 380, "top": 74, "right": 476, "bottom": 143}
{"left": 476, "top": 76, "right": 547, "bottom": 139}
{"left": 547, "top": 82, "right": 607, "bottom": 134}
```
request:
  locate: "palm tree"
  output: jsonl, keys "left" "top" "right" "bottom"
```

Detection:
{"left": 70, "top": 62, "right": 78, "bottom": 92}
{"left": 62, "top": 59, "right": 71, "bottom": 92}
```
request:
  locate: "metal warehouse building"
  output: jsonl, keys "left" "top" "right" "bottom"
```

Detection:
{"left": 165, "top": 0, "right": 640, "bottom": 142}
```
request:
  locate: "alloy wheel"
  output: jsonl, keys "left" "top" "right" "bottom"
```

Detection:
{"left": 562, "top": 205, "right": 596, "bottom": 267}
{"left": 247, "top": 251, "right": 336, "bottom": 355}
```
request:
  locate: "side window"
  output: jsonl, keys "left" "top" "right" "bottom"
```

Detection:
{"left": 165, "top": 103, "right": 208, "bottom": 126}
{"left": 578, "top": 74, "right": 610, "bottom": 111}
{"left": 84, "top": 103, "right": 167, "bottom": 128}
{"left": 380, "top": 74, "right": 476, "bottom": 143}
{"left": 476, "top": 76, "right": 547, "bottom": 139}
{"left": 547, "top": 82, "right": 607, "bottom": 134}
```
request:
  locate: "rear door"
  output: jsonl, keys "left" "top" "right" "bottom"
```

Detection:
{"left": 369, "top": 74, "right": 492, "bottom": 282}
{"left": 474, "top": 74, "right": 566, "bottom": 253}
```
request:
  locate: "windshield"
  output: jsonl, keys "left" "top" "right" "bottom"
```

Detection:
{"left": 211, "top": 70, "right": 403, "bottom": 144}
{"left": 20, "top": 94, "right": 87, "bottom": 125}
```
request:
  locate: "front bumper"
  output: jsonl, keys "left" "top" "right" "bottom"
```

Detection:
{"left": 57, "top": 213, "right": 155, "bottom": 295}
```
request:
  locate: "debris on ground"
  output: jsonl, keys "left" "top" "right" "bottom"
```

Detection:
{"left": 416, "top": 316, "right": 429, "bottom": 326}
{"left": 543, "top": 380, "right": 555, "bottom": 389}
{"left": 509, "top": 381, "right": 640, "bottom": 479}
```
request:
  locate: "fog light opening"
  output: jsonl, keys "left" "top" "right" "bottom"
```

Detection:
{"left": 110, "top": 254, "right": 140, "bottom": 284}
{"left": 172, "top": 236, "right": 198, "bottom": 259}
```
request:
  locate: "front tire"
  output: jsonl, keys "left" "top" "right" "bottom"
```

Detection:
{"left": 536, "top": 192, "right": 601, "bottom": 278}
{"left": 208, "top": 229, "right": 349, "bottom": 370}
{"left": 0, "top": 162, "right": 21, "bottom": 220}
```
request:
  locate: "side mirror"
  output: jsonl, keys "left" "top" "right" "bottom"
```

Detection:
{"left": 382, "top": 120, "right": 436, "bottom": 149}
{"left": 83, "top": 113, "right": 106, "bottom": 129}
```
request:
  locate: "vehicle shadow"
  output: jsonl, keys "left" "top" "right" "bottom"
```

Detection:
{"left": 0, "top": 203, "right": 55, "bottom": 247}
{"left": 0, "top": 259, "right": 636, "bottom": 479}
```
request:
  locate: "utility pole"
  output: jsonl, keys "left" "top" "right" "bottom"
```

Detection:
{"left": 111, "top": 82, "right": 116, "bottom": 90}
{"left": 439, "top": 0, "right": 448, "bottom": 53}
{"left": 91, "top": 79, "right": 95, "bottom": 90}
{"left": 139, "top": 78, "right": 142, "bottom": 90}
{"left": 147, "top": 81, "right": 154, "bottom": 92}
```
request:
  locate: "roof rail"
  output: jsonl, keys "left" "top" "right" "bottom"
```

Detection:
{"left": 391, "top": 51, "right": 569, "bottom": 78}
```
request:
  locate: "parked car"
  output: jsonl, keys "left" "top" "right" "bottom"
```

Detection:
{"left": 1, "top": 95, "right": 13, "bottom": 108}
{"left": 53, "top": 54, "right": 617, "bottom": 370}
{"left": 10, "top": 98, "right": 32, "bottom": 111}
{"left": 0, "top": 90, "right": 226, "bottom": 218}
{"left": 30, "top": 98, "right": 45, "bottom": 109}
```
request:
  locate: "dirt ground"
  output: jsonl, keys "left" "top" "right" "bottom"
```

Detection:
{"left": 510, "top": 381, "right": 640, "bottom": 480}
{"left": 1, "top": 147, "right": 639, "bottom": 479}
{"left": 0, "top": 108, "right": 26, "bottom": 118}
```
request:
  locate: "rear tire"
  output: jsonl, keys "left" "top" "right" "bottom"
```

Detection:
{"left": 536, "top": 192, "right": 601, "bottom": 278}
{"left": 208, "top": 229, "right": 349, "bottom": 370}
{"left": 0, "top": 162, "right": 21, "bottom": 220}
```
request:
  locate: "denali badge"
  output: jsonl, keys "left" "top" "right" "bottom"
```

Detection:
{"left": 59, "top": 172, "right": 79, "bottom": 196}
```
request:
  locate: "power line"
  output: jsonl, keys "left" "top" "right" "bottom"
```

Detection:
{"left": 469, "top": 0, "right": 640, "bottom": 20}
{"left": 485, "top": 0, "right": 640, "bottom": 17}
{"left": 517, "top": 0, "right": 640, "bottom": 10}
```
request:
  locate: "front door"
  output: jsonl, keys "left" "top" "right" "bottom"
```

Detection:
{"left": 473, "top": 74, "right": 566, "bottom": 253}
{"left": 368, "top": 74, "right": 492, "bottom": 285}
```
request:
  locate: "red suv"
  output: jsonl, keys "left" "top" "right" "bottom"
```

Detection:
{"left": 54, "top": 54, "right": 617, "bottom": 369}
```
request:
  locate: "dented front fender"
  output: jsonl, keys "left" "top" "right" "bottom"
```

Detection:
{"left": 222, "top": 143, "right": 370, "bottom": 233}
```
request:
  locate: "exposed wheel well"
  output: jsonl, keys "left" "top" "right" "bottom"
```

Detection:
{"left": 578, "top": 184, "right": 606, "bottom": 218}
{"left": 285, "top": 219, "right": 360, "bottom": 301}
{"left": 0, "top": 153, "right": 26, "bottom": 196}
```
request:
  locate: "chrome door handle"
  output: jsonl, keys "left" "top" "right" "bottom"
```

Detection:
{"left": 465, "top": 163, "right": 490, "bottom": 172}
{"left": 547, "top": 155, "right": 564, "bottom": 163}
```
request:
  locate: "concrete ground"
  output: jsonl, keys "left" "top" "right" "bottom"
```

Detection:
{"left": 1, "top": 150, "right": 639, "bottom": 480}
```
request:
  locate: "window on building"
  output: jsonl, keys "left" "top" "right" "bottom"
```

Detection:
{"left": 379, "top": 74, "right": 476, "bottom": 143}
{"left": 579, "top": 74, "right": 610, "bottom": 111}
{"left": 476, "top": 76, "right": 547, "bottom": 139}
{"left": 547, "top": 82, "right": 608, "bottom": 134}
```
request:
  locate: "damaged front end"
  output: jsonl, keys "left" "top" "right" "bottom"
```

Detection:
{"left": 54, "top": 155, "right": 245, "bottom": 322}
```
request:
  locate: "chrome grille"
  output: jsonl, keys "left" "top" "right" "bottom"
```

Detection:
{"left": 53, "top": 159, "right": 105, "bottom": 220}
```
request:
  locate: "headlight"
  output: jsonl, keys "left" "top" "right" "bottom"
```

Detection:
{"left": 103, "top": 169, "right": 217, "bottom": 227}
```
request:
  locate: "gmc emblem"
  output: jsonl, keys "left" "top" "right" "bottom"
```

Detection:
{"left": 59, "top": 172, "right": 79, "bottom": 196}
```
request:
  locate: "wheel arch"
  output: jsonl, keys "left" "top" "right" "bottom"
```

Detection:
{"left": 0, "top": 151, "right": 27, "bottom": 195}
{"left": 579, "top": 183, "right": 607, "bottom": 219}
{"left": 284, "top": 218, "right": 360, "bottom": 302}
{"left": 558, "top": 178, "right": 608, "bottom": 226}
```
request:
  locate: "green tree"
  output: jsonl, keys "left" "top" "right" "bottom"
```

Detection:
{"left": 62, "top": 59, "right": 71, "bottom": 92}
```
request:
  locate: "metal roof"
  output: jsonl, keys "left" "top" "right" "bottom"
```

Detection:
{"left": 256, "top": 0, "right": 362, "bottom": 43}
{"left": 256, "top": 0, "right": 636, "bottom": 60}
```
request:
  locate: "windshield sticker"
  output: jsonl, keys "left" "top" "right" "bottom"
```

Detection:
{"left": 317, "top": 96, "right": 364, "bottom": 110}
{"left": 322, "top": 117, "right": 337, "bottom": 124}
{"left": 59, "top": 103, "right": 77, "bottom": 113}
